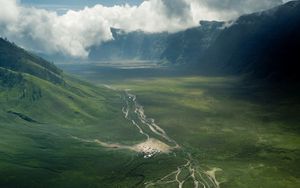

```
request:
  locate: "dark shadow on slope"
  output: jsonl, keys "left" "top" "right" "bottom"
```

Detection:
{"left": 7, "top": 111, "right": 42, "bottom": 124}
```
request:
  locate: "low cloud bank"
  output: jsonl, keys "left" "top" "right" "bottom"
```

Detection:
{"left": 0, "top": 0, "right": 286, "bottom": 58}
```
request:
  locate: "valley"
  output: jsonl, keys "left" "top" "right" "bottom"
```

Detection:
{"left": 1, "top": 1, "right": 300, "bottom": 187}
{"left": 1, "top": 56, "right": 299, "bottom": 187}
{"left": 59, "top": 62, "right": 300, "bottom": 188}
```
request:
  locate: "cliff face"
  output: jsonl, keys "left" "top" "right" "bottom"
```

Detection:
{"left": 201, "top": 0, "right": 300, "bottom": 81}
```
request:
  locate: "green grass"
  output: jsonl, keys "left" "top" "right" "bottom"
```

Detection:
{"left": 60, "top": 64, "right": 300, "bottom": 187}
{"left": 1, "top": 64, "right": 300, "bottom": 187}
{"left": 109, "top": 76, "right": 300, "bottom": 187}
{"left": 0, "top": 70, "right": 148, "bottom": 187}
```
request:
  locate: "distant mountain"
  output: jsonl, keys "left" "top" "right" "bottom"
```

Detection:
{"left": 89, "top": 22, "right": 224, "bottom": 63}
{"left": 161, "top": 21, "right": 224, "bottom": 64}
{"left": 89, "top": 28, "right": 168, "bottom": 61}
{"left": 88, "top": 1, "right": 300, "bottom": 82}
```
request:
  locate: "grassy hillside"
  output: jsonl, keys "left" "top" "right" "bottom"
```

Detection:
{"left": 0, "top": 38, "right": 147, "bottom": 187}
{"left": 0, "top": 38, "right": 63, "bottom": 84}
{"left": 0, "top": 74, "right": 146, "bottom": 187}
{"left": 0, "top": 39, "right": 142, "bottom": 142}
{"left": 0, "top": 37, "right": 109, "bottom": 126}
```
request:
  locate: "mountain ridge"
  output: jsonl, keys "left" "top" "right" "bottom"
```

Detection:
{"left": 0, "top": 38, "right": 64, "bottom": 84}
{"left": 88, "top": 0, "right": 300, "bottom": 82}
{"left": 0, "top": 36, "right": 119, "bottom": 126}
{"left": 201, "top": 0, "right": 300, "bottom": 81}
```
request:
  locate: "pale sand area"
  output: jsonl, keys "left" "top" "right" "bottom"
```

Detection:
{"left": 95, "top": 138, "right": 177, "bottom": 158}
{"left": 73, "top": 136, "right": 177, "bottom": 158}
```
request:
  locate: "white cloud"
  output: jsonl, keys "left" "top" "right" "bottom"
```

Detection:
{"left": 0, "top": 0, "right": 19, "bottom": 24}
{"left": 0, "top": 0, "right": 289, "bottom": 58}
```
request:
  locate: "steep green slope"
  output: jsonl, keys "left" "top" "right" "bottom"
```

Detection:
{"left": 1, "top": 35, "right": 148, "bottom": 142}
{"left": 0, "top": 38, "right": 63, "bottom": 84}
{"left": 0, "top": 37, "right": 147, "bottom": 187}
{"left": 0, "top": 37, "right": 133, "bottom": 133}
{"left": 0, "top": 73, "right": 144, "bottom": 188}
{"left": 1, "top": 69, "right": 110, "bottom": 126}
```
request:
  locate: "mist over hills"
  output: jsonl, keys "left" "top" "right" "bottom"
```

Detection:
{"left": 1, "top": 0, "right": 299, "bottom": 113}
{"left": 89, "top": 28, "right": 168, "bottom": 61}
{"left": 89, "top": 0, "right": 300, "bottom": 81}
{"left": 88, "top": 21, "right": 224, "bottom": 63}
{"left": 2, "top": 1, "right": 299, "bottom": 83}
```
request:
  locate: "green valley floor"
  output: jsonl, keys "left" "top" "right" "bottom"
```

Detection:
{"left": 1, "top": 63, "right": 299, "bottom": 188}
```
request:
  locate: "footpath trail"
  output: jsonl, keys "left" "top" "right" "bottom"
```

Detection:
{"left": 121, "top": 88, "right": 222, "bottom": 188}
{"left": 73, "top": 85, "right": 222, "bottom": 188}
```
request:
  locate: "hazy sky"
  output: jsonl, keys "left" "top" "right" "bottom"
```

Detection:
{"left": 0, "top": 0, "right": 289, "bottom": 58}
{"left": 22, "top": 0, "right": 144, "bottom": 12}
{"left": 22, "top": 0, "right": 143, "bottom": 6}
